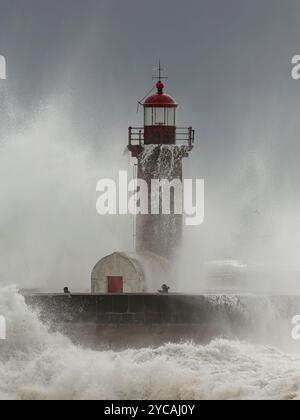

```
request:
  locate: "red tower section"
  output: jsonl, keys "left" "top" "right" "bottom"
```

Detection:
{"left": 143, "top": 81, "right": 177, "bottom": 145}
{"left": 128, "top": 80, "right": 194, "bottom": 157}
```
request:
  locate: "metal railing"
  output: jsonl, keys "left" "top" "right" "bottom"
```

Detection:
{"left": 128, "top": 127, "right": 195, "bottom": 148}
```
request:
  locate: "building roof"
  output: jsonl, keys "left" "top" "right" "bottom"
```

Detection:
{"left": 144, "top": 81, "right": 178, "bottom": 108}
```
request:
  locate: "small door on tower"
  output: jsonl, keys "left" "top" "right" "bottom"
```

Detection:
{"left": 107, "top": 276, "right": 124, "bottom": 293}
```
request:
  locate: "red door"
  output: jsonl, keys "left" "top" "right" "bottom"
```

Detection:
{"left": 107, "top": 276, "right": 123, "bottom": 293}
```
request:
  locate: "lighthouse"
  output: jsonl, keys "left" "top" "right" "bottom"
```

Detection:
{"left": 92, "top": 65, "right": 194, "bottom": 294}
{"left": 128, "top": 66, "right": 194, "bottom": 260}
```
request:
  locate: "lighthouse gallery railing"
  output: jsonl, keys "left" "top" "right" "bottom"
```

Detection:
{"left": 128, "top": 127, "right": 195, "bottom": 148}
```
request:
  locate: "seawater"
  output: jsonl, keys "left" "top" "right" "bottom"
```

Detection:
{"left": 1, "top": 285, "right": 300, "bottom": 400}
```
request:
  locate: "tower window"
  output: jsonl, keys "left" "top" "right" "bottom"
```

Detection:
{"left": 144, "top": 107, "right": 176, "bottom": 126}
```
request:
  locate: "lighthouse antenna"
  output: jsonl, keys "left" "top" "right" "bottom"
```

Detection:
{"left": 136, "top": 83, "right": 156, "bottom": 113}
{"left": 152, "top": 60, "right": 168, "bottom": 82}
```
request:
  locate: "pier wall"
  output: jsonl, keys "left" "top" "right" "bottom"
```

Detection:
{"left": 23, "top": 293, "right": 300, "bottom": 349}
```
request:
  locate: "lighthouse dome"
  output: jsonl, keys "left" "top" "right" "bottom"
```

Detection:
{"left": 144, "top": 81, "right": 177, "bottom": 108}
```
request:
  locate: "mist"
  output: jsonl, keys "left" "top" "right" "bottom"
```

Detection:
{"left": 1, "top": 0, "right": 300, "bottom": 292}
{"left": 3, "top": 1, "right": 300, "bottom": 403}
{"left": 0, "top": 90, "right": 134, "bottom": 290}
{"left": 176, "top": 101, "right": 300, "bottom": 293}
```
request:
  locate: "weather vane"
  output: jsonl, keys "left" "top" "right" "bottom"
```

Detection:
{"left": 137, "top": 61, "right": 168, "bottom": 112}
{"left": 152, "top": 60, "right": 168, "bottom": 82}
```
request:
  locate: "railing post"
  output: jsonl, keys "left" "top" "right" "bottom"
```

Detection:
{"left": 139, "top": 129, "right": 142, "bottom": 146}
{"left": 129, "top": 127, "right": 132, "bottom": 146}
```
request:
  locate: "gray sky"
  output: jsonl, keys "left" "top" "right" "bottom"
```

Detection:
{"left": 0, "top": 0, "right": 299, "bottom": 167}
{"left": 0, "top": 1, "right": 298, "bottom": 138}
{"left": 1, "top": 0, "right": 300, "bottom": 288}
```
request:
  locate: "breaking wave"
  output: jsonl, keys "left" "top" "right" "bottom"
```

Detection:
{"left": 1, "top": 285, "right": 300, "bottom": 400}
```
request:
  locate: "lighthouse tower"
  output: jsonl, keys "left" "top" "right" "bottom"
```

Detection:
{"left": 128, "top": 66, "right": 194, "bottom": 260}
{"left": 91, "top": 66, "right": 195, "bottom": 293}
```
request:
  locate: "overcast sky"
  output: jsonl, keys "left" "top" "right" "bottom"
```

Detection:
{"left": 1, "top": 0, "right": 300, "bottom": 287}
{"left": 0, "top": 1, "right": 299, "bottom": 169}
{"left": 0, "top": 0, "right": 299, "bottom": 155}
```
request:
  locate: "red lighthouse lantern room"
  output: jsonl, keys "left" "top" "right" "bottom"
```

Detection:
{"left": 128, "top": 66, "right": 194, "bottom": 158}
{"left": 143, "top": 80, "right": 178, "bottom": 145}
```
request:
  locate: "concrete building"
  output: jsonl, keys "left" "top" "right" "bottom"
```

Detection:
{"left": 91, "top": 251, "right": 170, "bottom": 293}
